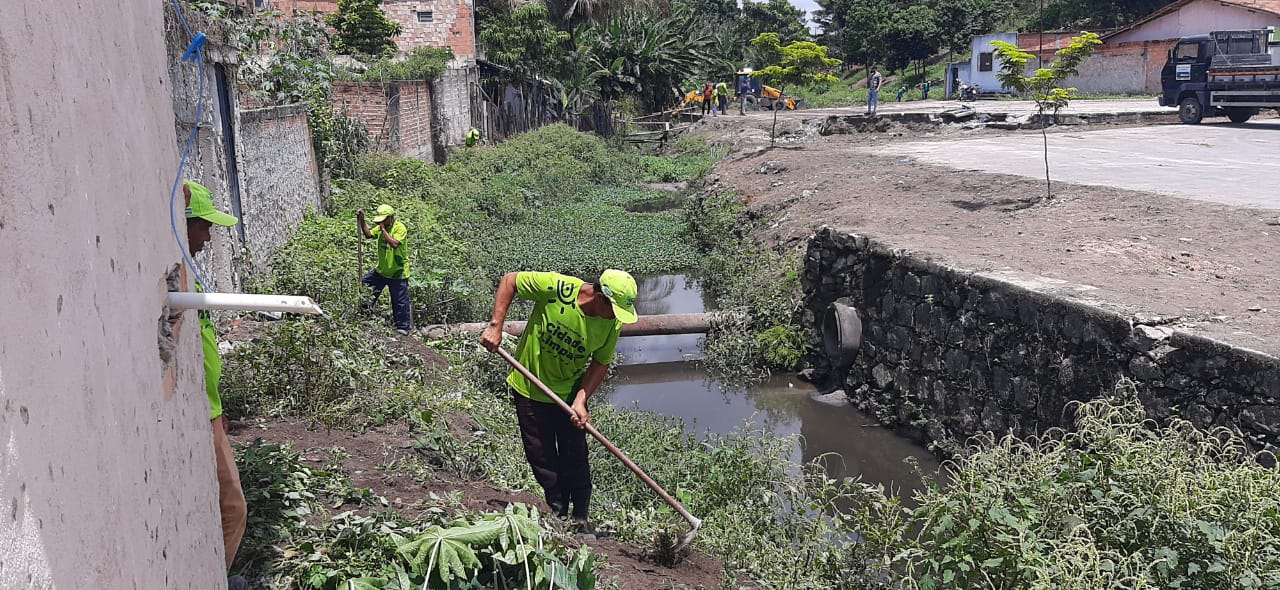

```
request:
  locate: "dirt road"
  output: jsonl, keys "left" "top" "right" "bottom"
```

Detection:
{"left": 695, "top": 105, "right": 1280, "bottom": 356}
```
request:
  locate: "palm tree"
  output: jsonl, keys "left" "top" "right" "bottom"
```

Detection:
{"left": 483, "top": 0, "right": 668, "bottom": 28}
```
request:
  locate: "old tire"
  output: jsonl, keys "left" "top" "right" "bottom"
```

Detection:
{"left": 1178, "top": 96, "right": 1203, "bottom": 125}
{"left": 822, "top": 302, "right": 862, "bottom": 368}
{"left": 1226, "top": 108, "right": 1254, "bottom": 124}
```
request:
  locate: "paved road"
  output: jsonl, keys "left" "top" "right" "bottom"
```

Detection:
{"left": 794, "top": 97, "right": 1173, "bottom": 118}
{"left": 872, "top": 120, "right": 1280, "bottom": 209}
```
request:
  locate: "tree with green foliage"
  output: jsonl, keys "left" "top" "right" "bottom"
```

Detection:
{"left": 741, "top": 0, "right": 812, "bottom": 45}
{"left": 931, "top": 0, "right": 1014, "bottom": 55}
{"left": 327, "top": 0, "right": 402, "bottom": 57}
{"left": 479, "top": 4, "right": 571, "bottom": 81}
{"left": 992, "top": 31, "right": 1101, "bottom": 199}
{"left": 581, "top": 7, "right": 728, "bottom": 112}
{"left": 749, "top": 33, "right": 840, "bottom": 146}
{"left": 880, "top": 4, "right": 940, "bottom": 75}
{"left": 1036, "top": 0, "right": 1169, "bottom": 30}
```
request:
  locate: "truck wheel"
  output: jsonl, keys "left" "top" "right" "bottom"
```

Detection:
{"left": 1178, "top": 97, "right": 1203, "bottom": 125}
{"left": 1226, "top": 108, "right": 1253, "bottom": 124}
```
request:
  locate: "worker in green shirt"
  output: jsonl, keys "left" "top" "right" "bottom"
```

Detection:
{"left": 356, "top": 204, "right": 412, "bottom": 334}
{"left": 479, "top": 269, "right": 639, "bottom": 530}
{"left": 715, "top": 81, "right": 730, "bottom": 118}
{"left": 180, "top": 180, "right": 247, "bottom": 589}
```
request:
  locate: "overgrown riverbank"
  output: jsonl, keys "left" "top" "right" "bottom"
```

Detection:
{"left": 220, "top": 127, "right": 1280, "bottom": 590}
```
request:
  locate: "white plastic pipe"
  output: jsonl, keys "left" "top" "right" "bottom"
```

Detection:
{"left": 167, "top": 292, "right": 324, "bottom": 315}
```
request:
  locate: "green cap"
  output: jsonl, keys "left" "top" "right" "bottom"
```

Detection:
{"left": 184, "top": 180, "right": 238, "bottom": 227}
{"left": 599, "top": 269, "right": 638, "bottom": 324}
{"left": 371, "top": 204, "right": 395, "bottom": 223}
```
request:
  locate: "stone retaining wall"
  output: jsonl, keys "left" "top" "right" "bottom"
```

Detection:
{"left": 802, "top": 227, "right": 1280, "bottom": 458}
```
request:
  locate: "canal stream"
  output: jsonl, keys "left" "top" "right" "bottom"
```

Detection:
{"left": 604, "top": 276, "right": 940, "bottom": 500}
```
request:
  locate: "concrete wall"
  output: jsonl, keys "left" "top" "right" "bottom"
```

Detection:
{"left": 1110, "top": 0, "right": 1280, "bottom": 44}
{"left": 384, "top": 0, "right": 476, "bottom": 65}
{"left": 802, "top": 228, "right": 1280, "bottom": 460}
{"left": 433, "top": 67, "right": 476, "bottom": 151}
{"left": 235, "top": 104, "right": 324, "bottom": 266}
{"left": 332, "top": 81, "right": 435, "bottom": 160}
{"left": 166, "top": 3, "right": 244, "bottom": 295}
{"left": 965, "top": 33, "right": 1021, "bottom": 92}
{"left": 0, "top": 0, "right": 225, "bottom": 587}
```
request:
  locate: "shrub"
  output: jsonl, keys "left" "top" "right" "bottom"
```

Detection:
{"left": 901, "top": 386, "right": 1280, "bottom": 590}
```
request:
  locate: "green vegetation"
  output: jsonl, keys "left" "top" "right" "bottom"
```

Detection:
{"left": 227, "top": 125, "right": 1280, "bottom": 589}
{"left": 327, "top": 0, "right": 402, "bottom": 58}
{"left": 337, "top": 47, "right": 455, "bottom": 83}
{"left": 900, "top": 386, "right": 1280, "bottom": 589}
{"left": 233, "top": 441, "right": 598, "bottom": 589}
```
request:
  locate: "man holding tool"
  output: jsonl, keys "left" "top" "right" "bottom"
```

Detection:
{"left": 356, "top": 204, "right": 412, "bottom": 335}
{"left": 479, "top": 269, "right": 638, "bottom": 529}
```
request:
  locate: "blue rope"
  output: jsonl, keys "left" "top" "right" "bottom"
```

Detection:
{"left": 169, "top": 0, "right": 211, "bottom": 290}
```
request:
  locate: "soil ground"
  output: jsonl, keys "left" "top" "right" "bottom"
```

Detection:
{"left": 228, "top": 413, "right": 736, "bottom": 590}
{"left": 695, "top": 102, "right": 1280, "bottom": 356}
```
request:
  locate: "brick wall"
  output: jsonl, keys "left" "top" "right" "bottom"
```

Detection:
{"left": 384, "top": 0, "right": 475, "bottom": 64}
{"left": 332, "top": 81, "right": 435, "bottom": 160}
{"left": 1012, "top": 32, "right": 1180, "bottom": 94}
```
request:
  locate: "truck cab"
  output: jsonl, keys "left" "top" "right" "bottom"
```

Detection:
{"left": 1160, "top": 29, "right": 1280, "bottom": 124}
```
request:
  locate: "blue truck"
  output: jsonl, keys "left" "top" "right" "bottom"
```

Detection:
{"left": 1160, "top": 28, "right": 1280, "bottom": 124}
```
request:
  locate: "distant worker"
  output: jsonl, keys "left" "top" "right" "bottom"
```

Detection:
{"left": 701, "top": 83, "right": 714, "bottom": 117}
{"left": 466, "top": 128, "right": 481, "bottom": 148}
{"left": 480, "top": 270, "right": 639, "bottom": 531}
{"left": 921, "top": 80, "right": 931, "bottom": 100}
{"left": 356, "top": 204, "right": 412, "bottom": 335}
{"left": 738, "top": 75, "right": 750, "bottom": 115}
{"left": 715, "top": 81, "right": 730, "bottom": 118}
{"left": 896, "top": 86, "right": 907, "bottom": 102}
{"left": 178, "top": 180, "right": 248, "bottom": 590}
{"left": 866, "top": 66, "right": 883, "bottom": 115}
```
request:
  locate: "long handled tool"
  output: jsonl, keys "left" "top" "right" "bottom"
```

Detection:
{"left": 496, "top": 347, "right": 703, "bottom": 552}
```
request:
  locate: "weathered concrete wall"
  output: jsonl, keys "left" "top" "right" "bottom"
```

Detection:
{"left": 0, "top": 0, "right": 224, "bottom": 587}
{"left": 803, "top": 228, "right": 1280, "bottom": 458}
{"left": 1109, "top": 0, "right": 1280, "bottom": 44}
{"left": 433, "top": 67, "right": 475, "bottom": 152}
{"left": 332, "top": 81, "right": 435, "bottom": 160}
{"left": 166, "top": 2, "right": 244, "bottom": 294}
{"left": 236, "top": 104, "right": 324, "bottom": 266}
{"left": 965, "top": 33, "right": 1021, "bottom": 93}
{"left": 384, "top": 0, "right": 476, "bottom": 65}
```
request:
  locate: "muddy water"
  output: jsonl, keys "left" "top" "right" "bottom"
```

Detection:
{"left": 606, "top": 276, "right": 940, "bottom": 500}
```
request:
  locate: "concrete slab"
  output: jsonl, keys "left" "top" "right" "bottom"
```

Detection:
{"left": 870, "top": 120, "right": 1280, "bottom": 209}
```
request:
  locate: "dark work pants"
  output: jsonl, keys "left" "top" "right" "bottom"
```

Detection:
{"left": 362, "top": 270, "right": 411, "bottom": 331}
{"left": 701, "top": 98, "right": 712, "bottom": 115}
{"left": 512, "top": 391, "right": 591, "bottom": 520}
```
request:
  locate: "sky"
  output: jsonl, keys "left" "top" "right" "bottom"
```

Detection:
{"left": 788, "top": 0, "right": 822, "bottom": 31}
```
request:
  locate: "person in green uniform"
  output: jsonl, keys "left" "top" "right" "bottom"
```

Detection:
{"left": 479, "top": 270, "right": 639, "bottom": 529}
{"left": 466, "top": 128, "right": 481, "bottom": 148}
{"left": 181, "top": 180, "right": 247, "bottom": 588}
{"left": 356, "top": 204, "right": 412, "bottom": 334}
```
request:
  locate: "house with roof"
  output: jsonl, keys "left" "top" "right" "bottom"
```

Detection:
{"left": 948, "top": 0, "right": 1280, "bottom": 97}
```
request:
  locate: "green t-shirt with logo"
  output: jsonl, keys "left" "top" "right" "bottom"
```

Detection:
{"left": 506, "top": 272, "right": 622, "bottom": 403}
{"left": 372, "top": 221, "right": 409, "bottom": 279}
{"left": 200, "top": 310, "right": 223, "bottom": 421}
